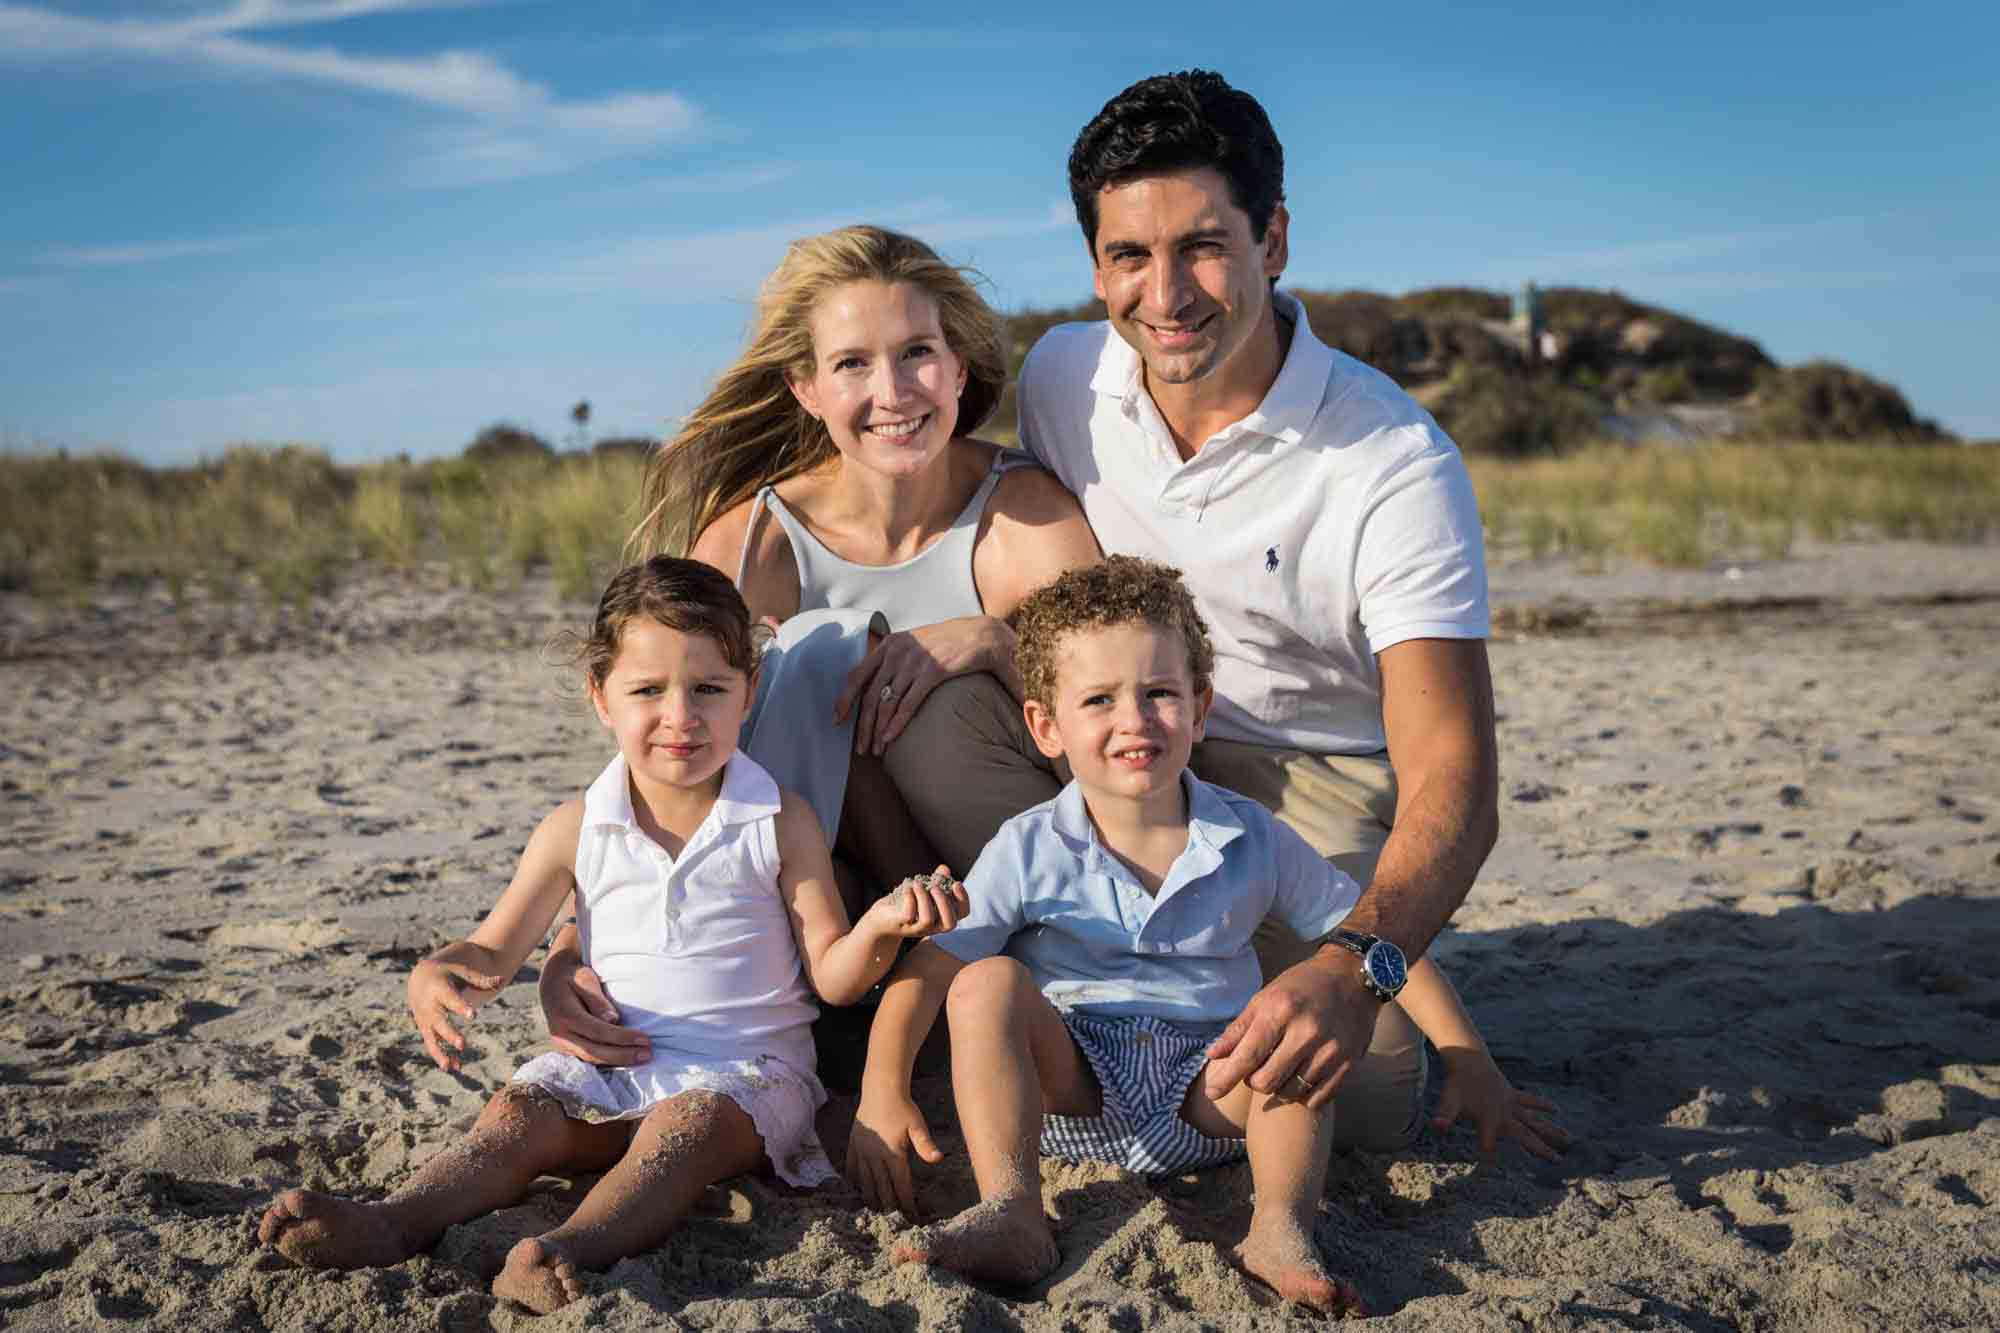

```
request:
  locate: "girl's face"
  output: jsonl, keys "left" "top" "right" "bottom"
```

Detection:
{"left": 590, "top": 619, "right": 753, "bottom": 797}
{"left": 788, "top": 280, "right": 967, "bottom": 481}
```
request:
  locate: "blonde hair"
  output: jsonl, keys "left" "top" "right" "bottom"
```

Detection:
{"left": 629, "top": 226, "right": 1008, "bottom": 558}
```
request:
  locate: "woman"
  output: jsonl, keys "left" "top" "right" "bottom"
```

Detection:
{"left": 542, "top": 226, "right": 1100, "bottom": 1067}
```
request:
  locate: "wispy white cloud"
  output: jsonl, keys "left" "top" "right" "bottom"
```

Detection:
{"left": 166, "top": 0, "right": 484, "bottom": 35}
{"left": 497, "top": 216, "right": 852, "bottom": 300}
{"left": 41, "top": 233, "right": 272, "bottom": 266}
{"left": 501, "top": 202, "right": 1078, "bottom": 301}
{"left": 0, "top": 2, "right": 704, "bottom": 182}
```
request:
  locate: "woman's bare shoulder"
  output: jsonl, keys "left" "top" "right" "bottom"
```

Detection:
{"left": 986, "top": 455, "right": 1086, "bottom": 525}
{"left": 693, "top": 494, "right": 800, "bottom": 620}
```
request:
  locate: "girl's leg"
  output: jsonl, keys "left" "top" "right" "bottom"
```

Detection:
{"left": 491, "top": 1088, "right": 764, "bottom": 1314}
{"left": 1182, "top": 1078, "right": 1366, "bottom": 1317}
{"left": 257, "top": 1085, "right": 629, "bottom": 1270}
{"left": 893, "top": 956, "right": 1095, "bottom": 1287}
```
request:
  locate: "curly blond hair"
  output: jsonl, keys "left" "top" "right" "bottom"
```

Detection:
{"left": 627, "top": 225, "right": 1007, "bottom": 559}
{"left": 1009, "top": 556, "right": 1215, "bottom": 709}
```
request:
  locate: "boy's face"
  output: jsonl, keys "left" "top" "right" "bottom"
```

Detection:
{"left": 1024, "top": 621, "right": 1212, "bottom": 807}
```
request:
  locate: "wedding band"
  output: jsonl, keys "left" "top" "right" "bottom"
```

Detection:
{"left": 1289, "top": 1072, "right": 1314, "bottom": 1094}
{"left": 879, "top": 684, "right": 897, "bottom": 703}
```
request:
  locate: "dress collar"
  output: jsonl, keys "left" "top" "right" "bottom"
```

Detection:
{"left": 580, "top": 751, "right": 782, "bottom": 833}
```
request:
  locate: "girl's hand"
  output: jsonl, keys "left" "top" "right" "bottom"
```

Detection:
{"left": 860, "top": 866, "right": 970, "bottom": 941}
{"left": 1432, "top": 1046, "right": 1570, "bottom": 1163}
{"left": 407, "top": 957, "right": 505, "bottom": 1073}
{"left": 836, "top": 617, "right": 1015, "bottom": 756}
{"left": 847, "top": 1089, "right": 944, "bottom": 1218}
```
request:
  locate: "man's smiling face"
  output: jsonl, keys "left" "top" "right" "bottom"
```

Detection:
{"left": 1090, "top": 166, "right": 1288, "bottom": 394}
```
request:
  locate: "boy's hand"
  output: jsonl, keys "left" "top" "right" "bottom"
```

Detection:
{"left": 1432, "top": 1046, "right": 1569, "bottom": 1163}
{"left": 847, "top": 1090, "right": 944, "bottom": 1218}
{"left": 859, "top": 866, "right": 969, "bottom": 941}
{"left": 407, "top": 957, "right": 504, "bottom": 1073}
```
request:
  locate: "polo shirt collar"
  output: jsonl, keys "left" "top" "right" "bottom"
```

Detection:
{"left": 581, "top": 752, "right": 781, "bottom": 833}
{"left": 1047, "top": 770, "right": 1248, "bottom": 860}
{"left": 1085, "top": 290, "right": 1335, "bottom": 450}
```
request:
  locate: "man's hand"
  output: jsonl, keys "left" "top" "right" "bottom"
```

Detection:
{"left": 407, "top": 957, "right": 503, "bottom": 1073}
{"left": 846, "top": 1090, "right": 943, "bottom": 1218}
{"left": 1203, "top": 952, "right": 1376, "bottom": 1110}
{"left": 538, "top": 942, "right": 650, "bottom": 1067}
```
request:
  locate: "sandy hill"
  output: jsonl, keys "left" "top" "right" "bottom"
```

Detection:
{"left": 992, "top": 287, "right": 1950, "bottom": 455}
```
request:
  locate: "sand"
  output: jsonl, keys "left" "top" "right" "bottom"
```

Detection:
{"left": 2, "top": 540, "right": 1996, "bottom": 1330}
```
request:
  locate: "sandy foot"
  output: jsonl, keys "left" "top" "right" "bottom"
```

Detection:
{"left": 256, "top": 1188, "right": 415, "bottom": 1270}
{"left": 1233, "top": 1216, "right": 1367, "bottom": 1319}
{"left": 491, "top": 1237, "right": 586, "bottom": 1315}
{"left": 893, "top": 1196, "right": 1060, "bottom": 1288}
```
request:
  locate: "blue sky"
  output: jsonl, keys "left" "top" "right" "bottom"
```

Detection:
{"left": 4, "top": 0, "right": 1996, "bottom": 463}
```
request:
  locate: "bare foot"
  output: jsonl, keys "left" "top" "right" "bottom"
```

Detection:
{"left": 255, "top": 1188, "right": 415, "bottom": 1270}
{"left": 491, "top": 1237, "right": 586, "bottom": 1314}
{"left": 1234, "top": 1214, "right": 1367, "bottom": 1318}
{"left": 892, "top": 1196, "right": 1059, "bottom": 1288}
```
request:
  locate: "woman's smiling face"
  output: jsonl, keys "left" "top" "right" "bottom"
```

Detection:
{"left": 789, "top": 280, "right": 967, "bottom": 479}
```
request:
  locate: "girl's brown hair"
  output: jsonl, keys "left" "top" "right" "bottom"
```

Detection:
{"left": 578, "top": 556, "right": 758, "bottom": 688}
{"left": 627, "top": 225, "right": 1008, "bottom": 559}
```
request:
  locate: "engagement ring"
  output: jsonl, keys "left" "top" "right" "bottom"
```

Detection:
{"left": 1289, "top": 1072, "right": 1315, "bottom": 1095}
{"left": 879, "top": 684, "right": 897, "bottom": 703}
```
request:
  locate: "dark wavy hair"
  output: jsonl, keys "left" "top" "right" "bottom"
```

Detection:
{"left": 1067, "top": 69, "right": 1286, "bottom": 249}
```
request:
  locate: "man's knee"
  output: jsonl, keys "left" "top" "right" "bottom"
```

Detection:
{"left": 884, "top": 672, "right": 1018, "bottom": 770}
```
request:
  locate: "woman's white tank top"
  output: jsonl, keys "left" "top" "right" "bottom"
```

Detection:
{"left": 741, "top": 448, "right": 1006, "bottom": 630}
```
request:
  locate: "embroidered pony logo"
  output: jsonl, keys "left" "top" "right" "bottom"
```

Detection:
{"left": 1265, "top": 546, "right": 1280, "bottom": 573}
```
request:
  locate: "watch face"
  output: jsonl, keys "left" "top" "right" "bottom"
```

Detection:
{"left": 1365, "top": 941, "right": 1408, "bottom": 993}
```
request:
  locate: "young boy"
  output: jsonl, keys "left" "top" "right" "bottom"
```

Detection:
{"left": 847, "top": 557, "right": 1563, "bottom": 1317}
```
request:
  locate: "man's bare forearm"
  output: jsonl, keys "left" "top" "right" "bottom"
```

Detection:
{"left": 1334, "top": 753, "right": 1497, "bottom": 963}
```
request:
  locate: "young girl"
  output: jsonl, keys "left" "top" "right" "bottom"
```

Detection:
{"left": 256, "top": 556, "right": 968, "bottom": 1314}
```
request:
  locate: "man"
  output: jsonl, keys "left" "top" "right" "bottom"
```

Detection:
{"left": 882, "top": 69, "right": 1498, "bottom": 1124}
{"left": 544, "top": 69, "right": 1498, "bottom": 1153}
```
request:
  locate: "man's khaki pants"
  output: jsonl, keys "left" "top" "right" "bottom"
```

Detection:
{"left": 884, "top": 674, "right": 1426, "bottom": 1151}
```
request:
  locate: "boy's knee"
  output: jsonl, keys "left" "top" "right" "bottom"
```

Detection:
{"left": 946, "top": 956, "right": 1033, "bottom": 1020}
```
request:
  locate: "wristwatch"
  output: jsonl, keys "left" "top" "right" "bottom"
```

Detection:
{"left": 1329, "top": 929, "right": 1409, "bottom": 1001}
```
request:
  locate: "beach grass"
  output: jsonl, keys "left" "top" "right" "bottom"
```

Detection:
{"left": 3, "top": 439, "right": 1994, "bottom": 603}
{"left": 0, "top": 445, "right": 648, "bottom": 604}
{"left": 1466, "top": 441, "right": 1997, "bottom": 567}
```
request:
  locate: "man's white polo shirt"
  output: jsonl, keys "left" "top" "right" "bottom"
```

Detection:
{"left": 1016, "top": 291, "right": 1488, "bottom": 755}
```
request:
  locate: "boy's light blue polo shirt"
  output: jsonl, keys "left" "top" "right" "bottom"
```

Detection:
{"left": 930, "top": 772, "right": 1360, "bottom": 1028}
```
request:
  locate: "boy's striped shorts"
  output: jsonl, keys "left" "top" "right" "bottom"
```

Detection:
{"left": 1040, "top": 1012, "right": 1247, "bottom": 1177}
